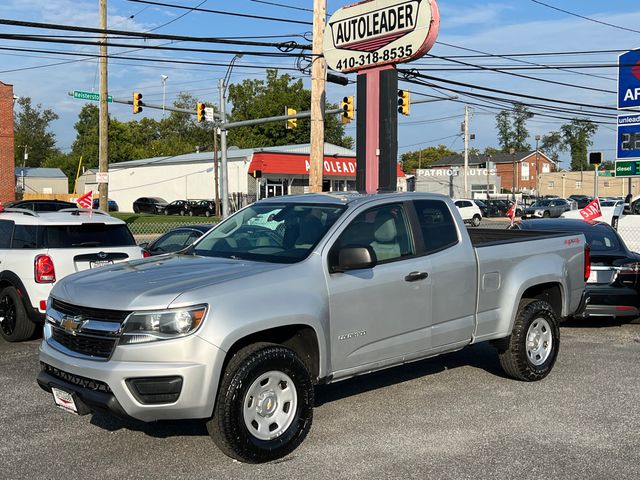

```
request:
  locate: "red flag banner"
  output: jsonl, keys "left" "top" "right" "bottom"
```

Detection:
{"left": 505, "top": 202, "right": 517, "bottom": 223}
{"left": 579, "top": 198, "right": 602, "bottom": 221}
{"left": 76, "top": 191, "right": 93, "bottom": 209}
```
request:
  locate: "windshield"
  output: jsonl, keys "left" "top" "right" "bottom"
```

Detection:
{"left": 531, "top": 200, "right": 552, "bottom": 207}
{"left": 192, "top": 203, "right": 347, "bottom": 263}
{"left": 474, "top": 200, "right": 486, "bottom": 207}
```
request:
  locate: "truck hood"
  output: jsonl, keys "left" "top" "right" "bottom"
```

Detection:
{"left": 50, "top": 254, "right": 288, "bottom": 311}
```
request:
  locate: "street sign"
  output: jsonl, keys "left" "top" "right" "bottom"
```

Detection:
{"left": 617, "top": 114, "right": 640, "bottom": 159}
{"left": 96, "top": 172, "right": 109, "bottom": 184}
{"left": 618, "top": 49, "right": 640, "bottom": 110}
{"left": 204, "top": 107, "right": 215, "bottom": 122}
{"left": 615, "top": 160, "right": 640, "bottom": 177}
{"left": 72, "top": 90, "right": 113, "bottom": 103}
{"left": 323, "top": 0, "right": 440, "bottom": 73}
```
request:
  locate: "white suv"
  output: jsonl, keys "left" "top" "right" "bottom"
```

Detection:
{"left": 454, "top": 199, "right": 483, "bottom": 227}
{"left": 0, "top": 208, "right": 144, "bottom": 342}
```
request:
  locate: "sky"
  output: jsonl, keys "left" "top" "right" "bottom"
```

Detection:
{"left": 0, "top": 0, "right": 638, "bottom": 169}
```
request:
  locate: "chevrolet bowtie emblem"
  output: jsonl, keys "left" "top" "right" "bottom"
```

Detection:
{"left": 60, "top": 315, "right": 85, "bottom": 335}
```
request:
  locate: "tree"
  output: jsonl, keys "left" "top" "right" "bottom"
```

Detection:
{"left": 540, "top": 131, "right": 566, "bottom": 166}
{"left": 400, "top": 145, "right": 456, "bottom": 172}
{"left": 227, "top": 69, "right": 352, "bottom": 149}
{"left": 560, "top": 119, "right": 598, "bottom": 171}
{"left": 13, "top": 97, "right": 59, "bottom": 167}
{"left": 495, "top": 104, "right": 533, "bottom": 152}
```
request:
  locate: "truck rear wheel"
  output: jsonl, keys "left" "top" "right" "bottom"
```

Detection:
{"left": 498, "top": 299, "right": 559, "bottom": 381}
{"left": 207, "top": 342, "right": 314, "bottom": 463}
{"left": 0, "top": 287, "right": 36, "bottom": 342}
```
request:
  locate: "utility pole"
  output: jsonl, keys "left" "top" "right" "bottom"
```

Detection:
{"left": 98, "top": 0, "right": 109, "bottom": 212}
{"left": 213, "top": 128, "right": 220, "bottom": 216}
{"left": 309, "top": 0, "right": 326, "bottom": 193}
{"left": 219, "top": 78, "right": 229, "bottom": 217}
{"left": 463, "top": 105, "right": 469, "bottom": 198}
{"left": 535, "top": 134, "right": 541, "bottom": 199}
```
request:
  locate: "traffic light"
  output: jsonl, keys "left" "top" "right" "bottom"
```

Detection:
{"left": 133, "top": 92, "right": 143, "bottom": 114}
{"left": 398, "top": 90, "right": 410, "bottom": 116}
{"left": 286, "top": 107, "right": 297, "bottom": 129}
{"left": 589, "top": 152, "right": 603, "bottom": 165}
{"left": 341, "top": 96, "right": 354, "bottom": 124}
{"left": 197, "top": 102, "right": 206, "bottom": 123}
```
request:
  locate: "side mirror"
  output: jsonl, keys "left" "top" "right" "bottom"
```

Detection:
{"left": 138, "top": 242, "right": 149, "bottom": 249}
{"left": 332, "top": 246, "right": 377, "bottom": 273}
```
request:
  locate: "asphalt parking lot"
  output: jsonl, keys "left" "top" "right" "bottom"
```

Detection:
{"left": 2, "top": 319, "right": 639, "bottom": 480}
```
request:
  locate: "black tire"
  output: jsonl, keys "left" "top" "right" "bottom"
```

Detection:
{"left": 471, "top": 215, "right": 481, "bottom": 227}
{"left": 497, "top": 299, "right": 560, "bottom": 381}
{"left": 543, "top": 211, "right": 551, "bottom": 218}
{"left": 207, "top": 343, "right": 314, "bottom": 463}
{"left": 0, "top": 287, "right": 36, "bottom": 342}
{"left": 205, "top": 210, "right": 211, "bottom": 218}
{"left": 163, "top": 209, "right": 169, "bottom": 216}
{"left": 133, "top": 205, "right": 139, "bottom": 214}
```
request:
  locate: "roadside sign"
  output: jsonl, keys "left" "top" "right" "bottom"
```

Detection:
{"left": 615, "top": 160, "right": 640, "bottom": 177}
{"left": 204, "top": 107, "right": 215, "bottom": 123}
{"left": 323, "top": 0, "right": 440, "bottom": 73}
{"left": 618, "top": 49, "right": 640, "bottom": 110}
{"left": 617, "top": 114, "right": 640, "bottom": 159}
{"left": 72, "top": 90, "right": 113, "bottom": 103}
{"left": 96, "top": 172, "right": 109, "bottom": 184}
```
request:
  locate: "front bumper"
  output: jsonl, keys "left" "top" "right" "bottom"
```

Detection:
{"left": 37, "top": 330, "right": 226, "bottom": 422}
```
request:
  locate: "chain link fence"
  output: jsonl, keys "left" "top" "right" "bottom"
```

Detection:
{"left": 128, "top": 221, "right": 217, "bottom": 244}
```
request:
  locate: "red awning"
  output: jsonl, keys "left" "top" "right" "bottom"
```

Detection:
{"left": 248, "top": 152, "right": 404, "bottom": 178}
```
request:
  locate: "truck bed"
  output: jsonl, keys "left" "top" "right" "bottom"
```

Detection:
{"left": 467, "top": 228, "right": 572, "bottom": 247}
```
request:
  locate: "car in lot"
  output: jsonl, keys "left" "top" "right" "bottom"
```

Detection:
{"left": 38, "top": 192, "right": 586, "bottom": 463}
{"left": 454, "top": 199, "right": 483, "bottom": 227}
{"left": 523, "top": 198, "right": 571, "bottom": 219}
{"left": 91, "top": 199, "right": 119, "bottom": 212}
{"left": 5, "top": 199, "right": 76, "bottom": 212}
{"left": 133, "top": 197, "right": 167, "bottom": 214}
{"left": 189, "top": 200, "right": 217, "bottom": 217}
{"left": 0, "top": 208, "right": 143, "bottom": 342}
{"left": 471, "top": 199, "right": 488, "bottom": 217}
{"left": 163, "top": 200, "right": 192, "bottom": 216}
{"left": 140, "top": 224, "right": 215, "bottom": 256}
{"left": 568, "top": 195, "right": 594, "bottom": 209}
{"left": 513, "top": 219, "right": 640, "bottom": 320}
{"left": 484, "top": 199, "right": 509, "bottom": 217}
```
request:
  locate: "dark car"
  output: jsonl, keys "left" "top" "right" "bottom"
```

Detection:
{"left": 568, "top": 195, "right": 594, "bottom": 209}
{"left": 163, "top": 200, "right": 192, "bottom": 216}
{"left": 140, "top": 224, "right": 215, "bottom": 256}
{"left": 523, "top": 198, "right": 571, "bottom": 219}
{"left": 92, "top": 198, "right": 119, "bottom": 212}
{"left": 5, "top": 199, "right": 76, "bottom": 212}
{"left": 133, "top": 197, "right": 167, "bottom": 214}
{"left": 471, "top": 199, "right": 488, "bottom": 217}
{"left": 484, "top": 199, "right": 508, "bottom": 217}
{"left": 514, "top": 219, "right": 640, "bottom": 320}
{"left": 189, "top": 200, "right": 217, "bottom": 217}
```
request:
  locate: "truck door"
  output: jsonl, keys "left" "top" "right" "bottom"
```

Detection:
{"left": 326, "top": 202, "right": 432, "bottom": 373}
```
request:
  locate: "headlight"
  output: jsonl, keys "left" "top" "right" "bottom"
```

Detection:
{"left": 535, "top": 210, "right": 544, "bottom": 216}
{"left": 120, "top": 305, "right": 207, "bottom": 345}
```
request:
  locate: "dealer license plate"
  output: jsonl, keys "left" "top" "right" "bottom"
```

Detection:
{"left": 587, "top": 271, "right": 598, "bottom": 283}
{"left": 90, "top": 260, "right": 113, "bottom": 269}
{"left": 52, "top": 387, "right": 78, "bottom": 414}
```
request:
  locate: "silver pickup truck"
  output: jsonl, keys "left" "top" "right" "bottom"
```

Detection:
{"left": 37, "top": 192, "right": 587, "bottom": 463}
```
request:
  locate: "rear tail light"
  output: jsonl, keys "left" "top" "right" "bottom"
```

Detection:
{"left": 35, "top": 255, "right": 56, "bottom": 283}
{"left": 142, "top": 249, "right": 151, "bottom": 258}
{"left": 617, "top": 262, "right": 640, "bottom": 286}
{"left": 584, "top": 244, "right": 591, "bottom": 282}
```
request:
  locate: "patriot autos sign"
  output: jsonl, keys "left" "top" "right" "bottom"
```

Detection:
{"left": 323, "top": 0, "right": 440, "bottom": 73}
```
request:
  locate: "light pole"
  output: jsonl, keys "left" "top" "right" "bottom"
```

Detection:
{"left": 161, "top": 75, "right": 168, "bottom": 118}
{"left": 510, "top": 147, "right": 516, "bottom": 201}
{"left": 535, "top": 134, "right": 541, "bottom": 199}
{"left": 220, "top": 54, "right": 243, "bottom": 218}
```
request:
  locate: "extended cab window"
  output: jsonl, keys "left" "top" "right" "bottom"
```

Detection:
{"left": 0, "top": 220, "right": 14, "bottom": 248}
{"left": 413, "top": 200, "right": 459, "bottom": 254}
{"left": 333, "top": 203, "right": 414, "bottom": 262}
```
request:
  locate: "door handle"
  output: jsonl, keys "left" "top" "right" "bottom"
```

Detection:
{"left": 405, "top": 271, "right": 429, "bottom": 282}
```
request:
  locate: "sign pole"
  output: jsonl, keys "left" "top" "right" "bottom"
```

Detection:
{"left": 310, "top": 0, "right": 327, "bottom": 193}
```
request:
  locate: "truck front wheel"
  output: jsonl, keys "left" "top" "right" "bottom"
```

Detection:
{"left": 498, "top": 299, "right": 559, "bottom": 381}
{"left": 207, "top": 343, "right": 314, "bottom": 463}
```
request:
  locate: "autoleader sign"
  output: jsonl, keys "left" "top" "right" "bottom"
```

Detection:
{"left": 323, "top": 0, "right": 440, "bottom": 73}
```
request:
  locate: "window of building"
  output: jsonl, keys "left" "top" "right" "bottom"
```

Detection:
{"left": 576, "top": 181, "right": 582, "bottom": 188}
{"left": 521, "top": 162, "right": 530, "bottom": 181}
{"left": 548, "top": 181, "right": 555, "bottom": 189}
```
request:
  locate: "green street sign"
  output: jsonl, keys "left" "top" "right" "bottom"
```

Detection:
{"left": 72, "top": 90, "right": 112, "bottom": 103}
{"left": 615, "top": 160, "right": 640, "bottom": 177}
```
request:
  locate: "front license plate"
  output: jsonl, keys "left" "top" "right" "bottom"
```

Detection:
{"left": 52, "top": 387, "right": 78, "bottom": 414}
{"left": 90, "top": 260, "right": 113, "bottom": 269}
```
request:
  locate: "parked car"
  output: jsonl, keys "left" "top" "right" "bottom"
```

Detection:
{"left": 454, "top": 199, "right": 483, "bottom": 227}
{"left": 484, "top": 199, "right": 508, "bottom": 217}
{"left": 133, "top": 197, "right": 167, "bottom": 214}
{"left": 4, "top": 199, "right": 76, "bottom": 212}
{"left": 522, "top": 198, "right": 571, "bottom": 219}
{"left": 471, "top": 199, "right": 488, "bottom": 217}
{"left": 189, "top": 200, "right": 217, "bottom": 217}
{"left": 38, "top": 192, "right": 586, "bottom": 462}
{"left": 0, "top": 208, "right": 143, "bottom": 342}
{"left": 568, "top": 195, "right": 594, "bottom": 209}
{"left": 163, "top": 200, "right": 192, "bottom": 216}
{"left": 92, "top": 198, "right": 119, "bottom": 212}
{"left": 140, "top": 224, "right": 215, "bottom": 256}
{"left": 514, "top": 219, "right": 640, "bottom": 320}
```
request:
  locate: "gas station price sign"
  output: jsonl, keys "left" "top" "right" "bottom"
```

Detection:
{"left": 617, "top": 114, "right": 640, "bottom": 159}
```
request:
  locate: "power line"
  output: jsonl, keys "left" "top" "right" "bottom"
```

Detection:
{"left": 433, "top": 44, "right": 629, "bottom": 60}
{"left": 248, "top": 0, "right": 313, "bottom": 13}
{"left": 147, "top": 0, "right": 208, "bottom": 32}
{"left": 126, "top": 0, "right": 313, "bottom": 26}
{"left": 530, "top": 0, "right": 640, "bottom": 35}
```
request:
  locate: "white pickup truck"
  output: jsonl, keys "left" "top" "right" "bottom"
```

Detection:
{"left": 38, "top": 193, "right": 587, "bottom": 463}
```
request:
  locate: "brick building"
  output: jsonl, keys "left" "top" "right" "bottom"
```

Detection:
{"left": 430, "top": 151, "right": 556, "bottom": 195}
{"left": 0, "top": 81, "right": 15, "bottom": 203}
